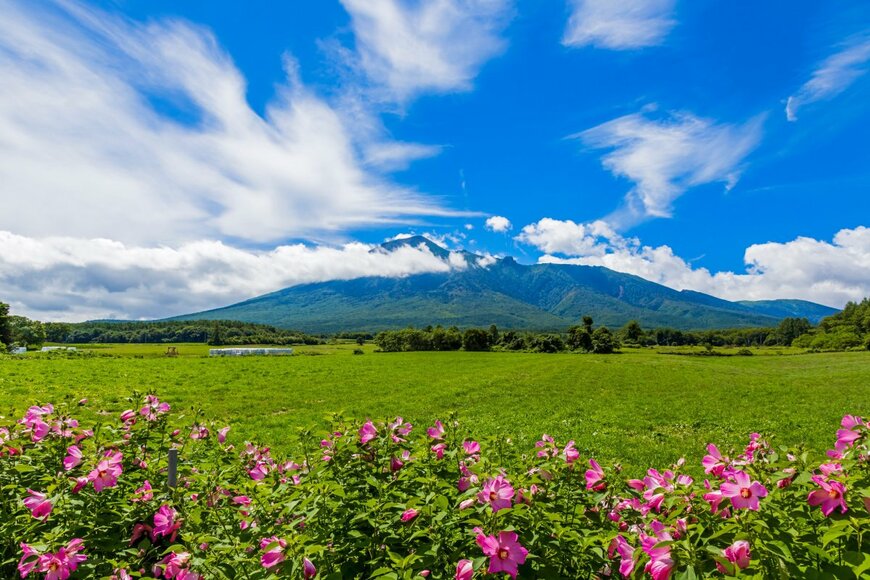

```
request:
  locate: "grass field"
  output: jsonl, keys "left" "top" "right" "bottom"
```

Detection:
{"left": 2, "top": 345, "right": 868, "bottom": 475}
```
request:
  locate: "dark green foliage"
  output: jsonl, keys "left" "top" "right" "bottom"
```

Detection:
{"left": 169, "top": 238, "right": 838, "bottom": 332}
{"left": 621, "top": 320, "right": 644, "bottom": 344}
{"left": 461, "top": 328, "right": 491, "bottom": 351}
{"left": 527, "top": 333, "right": 565, "bottom": 353}
{"left": 566, "top": 325, "right": 593, "bottom": 352}
{"left": 792, "top": 298, "right": 870, "bottom": 351}
{"left": 775, "top": 317, "right": 812, "bottom": 345}
{"left": 591, "top": 326, "right": 619, "bottom": 354}
{"left": 0, "top": 302, "right": 11, "bottom": 348}
{"left": 8, "top": 315, "right": 46, "bottom": 348}
{"left": 42, "top": 319, "right": 320, "bottom": 346}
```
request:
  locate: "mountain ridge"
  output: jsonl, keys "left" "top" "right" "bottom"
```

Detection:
{"left": 168, "top": 237, "right": 839, "bottom": 332}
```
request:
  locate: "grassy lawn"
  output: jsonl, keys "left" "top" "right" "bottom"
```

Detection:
{"left": 2, "top": 346, "right": 868, "bottom": 475}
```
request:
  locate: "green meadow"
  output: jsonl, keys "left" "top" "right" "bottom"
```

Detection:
{"left": 2, "top": 345, "right": 868, "bottom": 475}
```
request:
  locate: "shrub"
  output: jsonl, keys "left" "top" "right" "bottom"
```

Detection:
{"left": 352, "top": 348, "right": 364, "bottom": 355}
{"left": 1, "top": 396, "right": 869, "bottom": 578}
{"left": 461, "top": 328, "right": 490, "bottom": 351}
{"left": 736, "top": 348, "right": 754, "bottom": 356}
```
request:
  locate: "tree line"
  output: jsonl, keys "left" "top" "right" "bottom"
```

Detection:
{"left": 792, "top": 298, "right": 870, "bottom": 351}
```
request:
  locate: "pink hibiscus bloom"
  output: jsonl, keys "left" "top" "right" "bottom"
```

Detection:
{"left": 140, "top": 395, "right": 171, "bottom": 421}
{"left": 260, "top": 536, "right": 287, "bottom": 569}
{"left": 400, "top": 508, "right": 419, "bottom": 522}
{"left": 463, "top": 440, "right": 480, "bottom": 455}
{"left": 702, "top": 444, "right": 727, "bottom": 477}
{"left": 23, "top": 489, "right": 52, "bottom": 520}
{"left": 248, "top": 462, "right": 270, "bottom": 480}
{"left": 431, "top": 443, "right": 447, "bottom": 459}
{"left": 717, "top": 540, "right": 751, "bottom": 574}
{"left": 154, "top": 504, "right": 181, "bottom": 540}
{"left": 455, "top": 559, "right": 474, "bottom": 580}
{"left": 32, "top": 539, "right": 87, "bottom": 580}
{"left": 477, "top": 475, "right": 515, "bottom": 513}
{"left": 476, "top": 531, "right": 528, "bottom": 579}
{"left": 160, "top": 551, "right": 193, "bottom": 578}
{"left": 807, "top": 476, "right": 847, "bottom": 516}
{"left": 585, "top": 458, "right": 605, "bottom": 490}
{"left": 63, "top": 445, "right": 83, "bottom": 471}
{"left": 562, "top": 440, "right": 580, "bottom": 464}
{"left": 18, "top": 543, "right": 40, "bottom": 578}
{"left": 427, "top": 420, "right": 445, "bottom": 440}
{"left": 359, "top": 421, "right": 377, "bottom": 445}
{"left": 88, "top": 449, "right": 123, "bottom": 492}
{"left": 217, "top": 426, "right": 231, "bottom": 443}
{"left": 303, "top": 557, "right": 317, "bottom": 579}
{"left": 132, "top": 480, "right": 153, "bottom": 503}
{"left": 720, "top": 470, "right": 768, "bottom": 511}
{"left": 641, "top": 521, "right": 675, "bottom": 580}
{"left": 608, "top": 535, "right": 636, "bottom": 577}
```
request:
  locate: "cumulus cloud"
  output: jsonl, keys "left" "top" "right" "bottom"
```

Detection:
{"left": 519, "top": 218, "right": 870, "bottom": 308}
{"left": 0, "top": 1, "right": 460, "bottom": 246}
{"left": 575, "top": 110, "right": 763, "bottom": 228}
{"left": 0, "top": 231, "right": 480, "bottom": 322}
{"left": 485, "top": 216, "right": 512, "bottom": 232}
{"left": 786, "top": 36, "right": 870, "bottom": 121}
{"left": 339, "top": 0, "right": 512, "bottom": 102}
{"left": 563, "top": 0, "right": 676, "bottom": 50}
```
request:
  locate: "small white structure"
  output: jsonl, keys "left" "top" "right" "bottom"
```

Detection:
{"left": 41, "top": 346, "right": 77, "bottom": 352}
{"left": 209, "top": 348, "right": 294, "bottom": 357}
{"left": 11, "top": 346, "right": 27, "bottom": 355}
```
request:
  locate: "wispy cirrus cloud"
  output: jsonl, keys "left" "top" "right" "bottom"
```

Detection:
{"left": 338, "top": 0, "right": 513, "bottom": 103}
{"left": 786, "top": 35, "right": 870, "bottom": 121}
{"left": 518, "top": 220, "right": 870, "bottom": 308}
{"left": 0, "top": 0, "right": 461, "bottom": 246}
{"left": 574, "top": 109, "right": 763, "bottom": 228}
{"left": 562, "top": 0, "right": 676, "bottom": 50}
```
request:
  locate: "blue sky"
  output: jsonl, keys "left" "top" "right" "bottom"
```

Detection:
{"left": 1, "top": 0, "right": 868, "bottom": 320}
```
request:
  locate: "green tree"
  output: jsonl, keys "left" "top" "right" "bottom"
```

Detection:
{"left": 591, "top": 326, "right": 619, "bottom": 354}
{"left": 621, "top": 320, "right": 644, "bottom": 344}
{"left": 462, "top": 328, "right": 491, "bottom": 351}
{"left": 9, "top": 316, "right": 46, "bottom": 348}
{"left": 488, "top": 324, "right": 500, "bottom": 346}
{"left": 0, "top": 302, "right": 11, "bottom": 348}
{"left": 776, "top": 317, "right": 811, "bottom": 345}
{"left": 208, "top": 322, "right": 224, "bottom": 346}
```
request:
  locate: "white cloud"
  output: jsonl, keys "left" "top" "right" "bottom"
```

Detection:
{"left": 563, "top": 0, "right": 676, "bottom": 50}
{"left": 0, "top": 231, "right": 480, "bottom": 322}
{"left": 519, "top": 218, "right": 870, "bottom": 308}
{"left": 485, "top": 216, "right": 513, "bottom": 232}
{"left": 786, "top": 36, "right": 870, "bottom": 121}
{"left": 0, "top": 1, "right": 460, "bottom": 246}
{"left": 576, "top": 110, "right": 763, "bottom": 228}
{"left": 339, "top": 0, "right": 512, "bottom": 102}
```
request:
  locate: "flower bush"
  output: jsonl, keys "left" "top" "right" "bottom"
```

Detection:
{"left": 1, "top": 395, "right": 869, "bottom": 579}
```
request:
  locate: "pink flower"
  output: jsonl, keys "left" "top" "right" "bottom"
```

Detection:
{"left": 63, "top": 445, "right": 83, "bottom": 471}
{"left": 233, "top": 495, "right": 252, "bottom": 506}
{"left": 585, "top": 458, "right": 605, "bottom": 490}
{"left": 562, "top": 440, "right": 580, "bottom": 464}
{"left": 476, "top": 531, "right": 528, "bottom": 579}
{"left": 702, "top": 444, "right": 727, "bottom": 476}
{"left": 401, "top": 508, "right": 419, "bottom": 522}
{"left": 190, "top": 425, "right": 209, "bottom": 439}
{"left": 431, "top": 443, "right": 447, "bottom": 459}
{"left": 154, "top": 504, "right": 181, "bottom": 540}
{"left": 88, "top": 449, "right": 123, "bottom": 492}
{"left": 390, "top": 455, "right": 404, "bottom": 472}
{"left": 260, "top": 536, "right": 287, "bottom": 568}
{"left": 717, "top": 540, "right": 751, "bottom": 574}
{"left": 359, "top": 421, "right": 377, "bottom": 445}
{"left": 454, "top": 559, "right": 474, "bottom": 580}
{"left": 720, "top": 470, "right": 768, "bottom": 511}
{"left": 463, "top": 440, "right": 480, "bottom": 455}
{"left": 160, "top": 551, "right": 191, "bottom": 578}
{"left": 477, "top": 475, "right": 515, "bottom": 513}
{"left": 807, "top": 476, "right": 847, "bottom": 516}
{"left": 427, "top": 420, "right": 445, "bottom": 440}
{"left": 120, "top": 409, "right": 137, "bottom": 423}
{"left": 19, "top": 405, "right": 52, "bottom": 442}
{"left": 132, "top": 480, "right": 153, "bottom": 503}
{"left": 140, "top": 395, "right": 171, "bottom": 421}
{"left": 218, "top": 426, "right": 231, "bottom": 443}
{"left": 23, "top": 489, "right": 52, "bottom": 520}
{"left": 18, "top": 543, "right": 39, "bottom": 578}
{"left": 641, "top": 521, "right": 675, "bottom": 580}
{"left": 248, "top": 462, "right": 270, "bottom": 480}
{"left": 33, "top": 539, "right": 86, "bottom": 580}
{"left": 71, "top": 477, "right": 89, "bottom": 494}
{"left": 608, "top": 535, "right": 636, "bottom": 577}
{"left": 864, "top": 495, "right": 870, "bottom": 515}
{"left": 303, "top": 557, "right": 317, "bottom": 579}
{"left": 459, "top": 498, "right": 476, "bottom": 510}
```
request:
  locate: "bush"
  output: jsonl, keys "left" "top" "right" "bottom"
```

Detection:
{"left": 591, "top": 327, "right": 619, "bottom": 354}
{"left": 352, "top": 348, "right": 364, "bottom": 355}
{"left": 736, "top": 348, "right": 753, "bottom": 356}
{"left": 461, "top": 328, "right": 490, "bottom": 351}
{"left": 1, "top": 396, "right": 869, "bottom": 578}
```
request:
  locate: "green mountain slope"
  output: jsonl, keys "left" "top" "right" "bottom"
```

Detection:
{"left": 170, "top": 237, "right": 838, "bottom": 332}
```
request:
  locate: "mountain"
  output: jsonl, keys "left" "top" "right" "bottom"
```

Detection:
{"left": 170, "top": 237, "right": 839, "bottom": 332}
